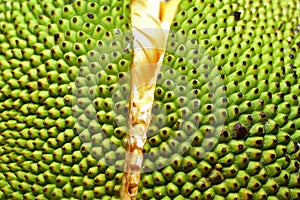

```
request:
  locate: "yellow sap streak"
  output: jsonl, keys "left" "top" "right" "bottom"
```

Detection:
{"left": 160, "top": 0, "right": 181, "bottom": 28}
{"left": 120, "top": 1, "right": 180, "bottom": 199}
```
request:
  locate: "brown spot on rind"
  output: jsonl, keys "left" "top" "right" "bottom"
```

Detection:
{"left": 234, "top": 122, "right": 248, "bottom": 139}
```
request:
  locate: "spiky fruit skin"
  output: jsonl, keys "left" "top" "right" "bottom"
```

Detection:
{"left": 0, "top": 0, "right": 299, "bottom": 200}
{"left": 138, "top": 0, "right": 300, "bottom": 199}
{"left": 0, "top": 0, "right": 131, "bottom": 199}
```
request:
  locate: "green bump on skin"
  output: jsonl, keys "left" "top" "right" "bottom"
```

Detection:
{"left": 181, "top": 181, "right": 194, "bottom": 197}
{"left": 202, "top": 187, "right": 215, "bottom": 200}
{"left": 276, "top": 187, "right": 291, "bottom": 200}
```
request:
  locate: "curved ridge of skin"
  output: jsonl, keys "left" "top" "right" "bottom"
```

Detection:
{"left": 120, "top": 0, "right": 180, "bottom": 199}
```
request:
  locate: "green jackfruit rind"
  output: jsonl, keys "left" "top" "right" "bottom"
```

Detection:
{"left": 140, "top": 31, "right": 226, "bottom": 171}
{"left": 0, "top": 0, "right": 131, "bottom": 199}
{"left": 138, "top": 0, "right": 300, "bottom": 199}
{"left": 0, "top": 0, "right": 300, "bottom": 199}
{"left": 72, "top": 27, "right": 132, "bottom": 171}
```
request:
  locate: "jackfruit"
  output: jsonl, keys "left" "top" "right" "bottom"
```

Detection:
{"left": 0, "top": 1, "right": 299, "bottom": 200}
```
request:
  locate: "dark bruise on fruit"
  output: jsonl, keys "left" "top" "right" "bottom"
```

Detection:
{"left": 233, "top": 122, "right": 249, "bottom": 140}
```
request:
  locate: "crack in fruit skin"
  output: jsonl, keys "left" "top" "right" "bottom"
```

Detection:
{"left": 121, "top": 0, "right": 180, "bottom": 199}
